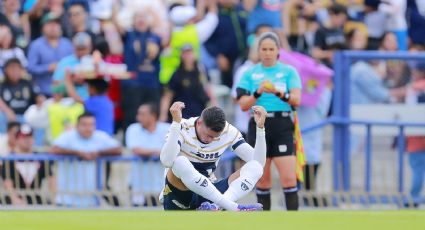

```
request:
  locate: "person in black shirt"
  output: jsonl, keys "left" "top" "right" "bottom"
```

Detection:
{"left": 159, "top": 44, "right": 216, "bottom": 122}
{"left": 312, "top": 3, "right": 348, "bottom": 67}
{"left": 0, "top": 58, "right": 35, "bottom": 122}
{"left": 1, "top": 124, "right": 54, "bottom": 205}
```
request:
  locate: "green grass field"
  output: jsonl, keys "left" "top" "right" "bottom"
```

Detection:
{"left": 1, "top": 210, "right": 424, "bottom": 230}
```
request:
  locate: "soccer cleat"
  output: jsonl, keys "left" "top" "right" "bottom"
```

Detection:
{"left": 197, "top": 202, "right": 221, "bottom": 211}
{"left": 237, "top": 203, "right": 263, "bottom": 211}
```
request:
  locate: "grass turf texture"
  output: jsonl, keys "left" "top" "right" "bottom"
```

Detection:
{"left": 1, "top": 211, "right": 424, "bottom": 230}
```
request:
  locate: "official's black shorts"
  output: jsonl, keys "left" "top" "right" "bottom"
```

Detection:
{"left": 163, "top": 176, "right": 230, "bottom": 210}
{"left": 247, "top": 113, "right": 294, "bottom": 158}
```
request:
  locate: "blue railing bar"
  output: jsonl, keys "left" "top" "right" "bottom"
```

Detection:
{"left": 0, "top": 152, "right": 236, "bottom": 162}
{"left": 300, "top": 118, "right": 333, "bottom": 133}
{"left": 397, "top": 126, "right": 405, "bottom": 193}
{"left": 0, "top": 154, "right": 158, "bottom": 161}
{"left": 341, "top": 51, "right": 425, "bottom": 61}
{"left": 330, "top": 117, "right": 425, "bottom": 127}
{"left": 365, "top": 124, "right": 372, "bottom": 193}
{"left": 0, "top": 154, "right": 78, "bottom": 161}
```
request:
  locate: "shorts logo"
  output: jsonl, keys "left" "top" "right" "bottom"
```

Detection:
{"left": 241, "top": 182, "right": 249, "bottom": 191}
{"left": 172, "top": 199, "right": 191, "bottom": 209}
{"left": 200, "top": 179, "right": 208, "bottom": 187}
{"left": 279, "top": 145, "right": 287, "bottom": 153}
{"left": 241, "top": 179, "right": 252, "bottom": 191}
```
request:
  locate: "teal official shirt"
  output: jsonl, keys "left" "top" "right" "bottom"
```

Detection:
{"left": 237, "top": 62, "right": 302, "bottom": 112}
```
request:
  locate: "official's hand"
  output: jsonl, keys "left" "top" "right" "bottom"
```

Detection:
{"left": 252, "top": 106, "right": 267, "bottom": 129}
{"left": 258, "top": 80, "right": 276, "bottom": 94}
{"left": 169, "top": 101, "right": 185, "bottom": 123}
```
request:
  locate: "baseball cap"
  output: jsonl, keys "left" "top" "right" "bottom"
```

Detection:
{"left": 72, "top": 32, "right": 92, "bottom": 49}
{"left": 16, "top": 124, "right": 33, "bottom": 138}
{"left": 51, "top": 83, "right": 68, "bottom": 96}
{"left": 169, "top": 5, "right": 196, "bottom": 26}
{"left": 41, "top": 12, "right": 61, "bottom": 26}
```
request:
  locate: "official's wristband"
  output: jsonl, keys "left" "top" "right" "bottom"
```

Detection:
{"left": 253, "top": 90, "right": 262, "bottom": 99}
{"left": 282, "top": 92, "right": 290, "bottom": 102}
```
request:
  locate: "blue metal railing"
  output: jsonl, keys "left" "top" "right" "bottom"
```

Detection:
{"left": 0, "top": 150, "right": 237, "bottom": 192}
{"left": 331, "top": 51, "right": 425, "bottom": 196}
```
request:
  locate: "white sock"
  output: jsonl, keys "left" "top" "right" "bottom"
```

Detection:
{"left": 172, "top": 156, "right": 238, "bottom": 210}
{"left": 223, "top": 160, "right": 263, "bottom": 201}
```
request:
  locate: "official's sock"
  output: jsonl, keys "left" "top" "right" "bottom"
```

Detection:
{"left": 223, "top": 161, "right": 263, "bottom": 201}
{"left": 256, "top": 188, "right": 271, "bottom": 210}
{"left": 172, "top": 156, "right": 238, "bottom": 210}
{"left": 283, "top": 187, "right": 299, "bottom": 211}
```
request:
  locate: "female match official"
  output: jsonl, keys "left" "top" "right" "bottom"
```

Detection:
{"left": 236, "top": 32, "right": 302, "bottom": 211}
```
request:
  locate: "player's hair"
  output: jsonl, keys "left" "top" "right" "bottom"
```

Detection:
{"left": 257, "top": 31, "right": 281, "bottom": 49}
{"left": 201, "top": 106, "right": 226, "bottom": 132}
{"left": 77, "top": 112, "right": 95, "bottom": 123}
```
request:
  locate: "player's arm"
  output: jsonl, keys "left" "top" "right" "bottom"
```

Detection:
{"left": 160, "top": 102, "right": 185, "bottom": 168}
{"left": 232, "top": 106, "right": 267, "bottom": 166}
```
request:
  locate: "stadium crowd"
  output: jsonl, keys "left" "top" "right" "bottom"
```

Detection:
{"left": 0, "top": 0, "right": 424, "bottom": 208}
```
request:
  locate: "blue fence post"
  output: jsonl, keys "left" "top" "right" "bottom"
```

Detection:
{"left": 397, "top": 126, "right": 405, "bottom": 193}
{"left": 341, "top": 52, "right": 351, "bottom": 192}
{"left": 97, "top": 158, "right": 103, "bottom": 190}
{"left": 332, "top": 51, "right": 344, "bottom": 192}
{"left": 365, "top": 124, "right": 372, "bottom": 193}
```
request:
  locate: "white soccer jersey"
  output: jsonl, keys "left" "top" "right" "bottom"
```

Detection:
{"left": 173, "top": 117, "right": 245, "bottom": 176}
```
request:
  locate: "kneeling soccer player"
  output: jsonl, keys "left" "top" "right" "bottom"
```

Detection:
{"left": 160, "top": 101, "right": 267, "bottom": 211}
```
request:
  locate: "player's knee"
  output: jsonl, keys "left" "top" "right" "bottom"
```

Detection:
{"left": 281, "top": 174, "right": 297, "bottom": 187}
{"left": 242, "top": 160, "right": 263, "bottom": 181}
{"left": 172, "top": 156, "right": 194, "bottom": 179}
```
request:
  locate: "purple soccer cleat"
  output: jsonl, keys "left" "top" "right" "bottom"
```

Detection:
{"left": 237, "top": 203, "right": 263, "bottom": 211}
{"left": 197, "top": 202, "right": 221, "bottom": 211}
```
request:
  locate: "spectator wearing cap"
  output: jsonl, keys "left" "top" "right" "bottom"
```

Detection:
{"left": 160, "top": 44, "right": 216, "bottom": 121}
{"left": 52, "top": 32, "right": 93, "bottom": 100}
{"left": 312, "top": 3, "right": 348, "bottom": 67}
{"left": 27, "top": 12, "right": 73, "bottom": 96}
{"left": 0, "top": 24, "right": 27, "bottom": 78}
{"left": 1, "top": 124, "right": 55, "bottom": 205}
{"left": 203, "top": 0, "right": 247, "bottom": 88}
{"left": 159, "top": 2, "right": 218, "bottom": 85}
{"left": 0, "top": 58, "right": 35, "bottom": 131}
{"left": 112, "top": 7, "right": 162, "bottom": 130}
{"left": 404, "top": 62, "right": 425, "bottom": 207}
{"left": 50, "top": 112, "right": 121, "bottom": 207}
{"left": 47, "top": 84, "right": 84, "bottom": 142}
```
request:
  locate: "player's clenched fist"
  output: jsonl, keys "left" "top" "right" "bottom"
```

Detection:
{"left": 252, "top": 106, "right": 267, "bottom": 129}
{"left": 170, "top": 101, "right": 185, "bottom": 123}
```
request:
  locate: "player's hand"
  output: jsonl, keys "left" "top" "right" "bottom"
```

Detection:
{"left": 252, "top": 106, "right": 267, "bottom": 129}
{"left": 169, "top": 101, "right": 185, "bottom": 123}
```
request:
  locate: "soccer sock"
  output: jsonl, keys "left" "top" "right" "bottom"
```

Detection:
{"left": 223, "top": 161, "right": 263, "bottom": 201}
{"left": 172, "top": 156, "right": 238, "bottom": 211}
{"left": 256, "top": 188, "right": 271, "bottom": 210}
{"left": 283, "top": 187, "right": 299, "bottom": 211}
